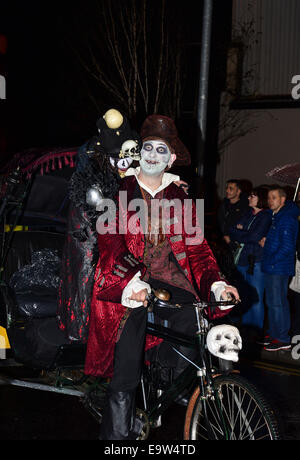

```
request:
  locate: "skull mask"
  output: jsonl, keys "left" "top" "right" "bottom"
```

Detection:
{"left": 206, "top": 325, "right": 242, "bottom": 362}
{"left": 121, "top": 139, "right": 141, "bottom": 161}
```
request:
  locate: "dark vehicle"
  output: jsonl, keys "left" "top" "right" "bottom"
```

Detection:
{"left": 0, "top": 149, "right": 281, "bottom": 440}
{"left": 0, "top": 147, "right": 85, "bottom": 368}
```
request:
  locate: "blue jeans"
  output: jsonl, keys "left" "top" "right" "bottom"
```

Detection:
{"left": 264, "top": 274, "right": 291, "bottom": 343}
{"left": 237, "top": 263, "right": 265, "bottom": 334}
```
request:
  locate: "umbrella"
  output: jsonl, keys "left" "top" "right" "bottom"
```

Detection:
{"left": 266, "top": 163, "right": 300, "bottom": 201}
{"left": 266, "top": 163, "right": 300, "bottom": 186}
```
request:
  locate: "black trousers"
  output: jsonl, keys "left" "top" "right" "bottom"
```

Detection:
{"left": 100, "top": 281, "right": 198, "bottom": 439}
{"left": 109, "top": 280, "right": 197, "bottom": 392}
{"left": 109, "top": 306, "right": 148, "bottom": 392}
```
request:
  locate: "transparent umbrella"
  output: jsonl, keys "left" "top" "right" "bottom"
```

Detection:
{"left": 266, "top": 163, "right": 300, "bottom": 201}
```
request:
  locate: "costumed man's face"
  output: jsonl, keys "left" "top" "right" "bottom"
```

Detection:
{"left": 140, "top": 140, "right": 173, "bottom": 176}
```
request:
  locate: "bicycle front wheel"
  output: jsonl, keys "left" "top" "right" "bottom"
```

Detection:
{"left": 184, "top": 374, "right": 281, "bottom": 440}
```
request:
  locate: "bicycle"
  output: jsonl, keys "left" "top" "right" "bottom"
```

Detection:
{"left": 127, "top": 288, "right": 281, "bottom": 441}
{"left": 0, "top": 286, "right": 281, "bottom": 440}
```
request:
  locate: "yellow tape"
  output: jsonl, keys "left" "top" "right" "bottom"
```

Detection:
{"left": 5, "top": 225, "right": 29, "bottom": 232}
{"left": 0, "top": 326, "right": 11, "bottom": 349}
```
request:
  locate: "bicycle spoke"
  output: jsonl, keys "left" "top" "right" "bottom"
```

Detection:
{"left": 197, "top": 401, "right": 225, "bottom": 439}
{"left": 242, "top": 419, "right": 270, "bottom": 440}
{"left": 225, "top": 384, "right": 270, "bottom": 440}
{"left": 208, "top": 399, "right": 227, "bottom": 438}
{"left": 231, "top": 386, "right": 254, "bottom": 439}
{"left": 216, "top": 386, "right": 236, "bottom": 439}
{"left": 239, "top": 400, "right": 262, "bottom": 439}
{"left": 191, "top": 379, "right": 276, "bottom": 441}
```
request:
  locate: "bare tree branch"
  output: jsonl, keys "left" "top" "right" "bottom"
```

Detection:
{"left": 68, "top": 0, "right": 185, "bottom": 121}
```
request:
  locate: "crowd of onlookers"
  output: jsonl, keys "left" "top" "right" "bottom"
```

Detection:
{"left": 216, "top": 179, "right": 300, "bottom": 352}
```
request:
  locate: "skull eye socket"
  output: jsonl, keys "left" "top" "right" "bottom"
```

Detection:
{"left": 216, "top": 334, "right": 222, "bottom": 341}
{"left": 225, "top": 334, "right": 232, "bottom": 340}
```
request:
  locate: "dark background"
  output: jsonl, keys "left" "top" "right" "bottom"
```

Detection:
{"left": 0, "top": 0, "right": 233, "bottom": 204}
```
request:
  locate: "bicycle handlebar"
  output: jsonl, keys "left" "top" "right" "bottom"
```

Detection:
{"left": 146, "top": 288, "right": 240, "bottom": 313}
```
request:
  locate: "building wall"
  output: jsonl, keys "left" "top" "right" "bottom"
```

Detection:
{"left": 216, "top": 0, "right": 300, "bottom": 198}
{"left": 216, "top": 107, "right": 300, "bottom": 197}
{"left": 233, "top": 0, "right": 300, "bottom": 96}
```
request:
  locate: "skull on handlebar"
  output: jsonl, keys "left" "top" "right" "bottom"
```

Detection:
{"left": 206, "top": 325, "right": 242, "bottom": 362}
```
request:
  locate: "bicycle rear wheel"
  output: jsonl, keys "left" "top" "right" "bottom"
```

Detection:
{"left": 184, "top": 374, "right": 281, "bottom": 440}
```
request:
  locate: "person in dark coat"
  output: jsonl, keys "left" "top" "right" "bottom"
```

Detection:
{"left": 57, "top": 109, "right": 141, "bottom": 343}
{"left": 217, "top": 179, "right": 250, "bottom": 247}
{"left": 261, "top": 186, "right": 300, "bottom": 351}
{"left": 229, "top": 187, "right": 271, "bottom": 339}
{"left": 290, "top": 190, "right": 300, "bottom": 337}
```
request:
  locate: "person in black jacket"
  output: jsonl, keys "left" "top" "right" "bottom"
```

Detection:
{"left": 217, "top": 179, "right": 250, "bottom": 247}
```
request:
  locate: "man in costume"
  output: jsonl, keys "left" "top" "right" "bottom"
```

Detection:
{"left": 84, "top": 114, "right": 240, "bottom": 440}
{"left": 57, "top": 109, "right": 188, "bottom": 344}
{"left": 57, "top": 109, "right": 141, "bottom": 343}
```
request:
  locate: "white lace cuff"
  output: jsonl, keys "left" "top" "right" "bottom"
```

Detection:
{"left": 121, "top": 271, "right": 151, "bottom": 308}
{"left": 211, "top": 281, "right": 234, "bottom": 310}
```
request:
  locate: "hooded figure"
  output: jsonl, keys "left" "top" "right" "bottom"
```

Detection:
{"left": 57, "top": 109, "right": 141, "bottom": 343}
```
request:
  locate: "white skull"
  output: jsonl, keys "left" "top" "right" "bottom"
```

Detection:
{"left": 110, "top": 156, "right": 133, "bottom": 171}
{"left": 206, "top": 325, "right": 242, "bottom": 362}
{"left": 121, "top": 139, "right": 140, "bottom": 160}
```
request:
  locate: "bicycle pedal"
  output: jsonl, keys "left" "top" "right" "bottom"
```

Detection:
{"left": 151, "top": 416, "right": 162, "bottom": 428}
{"left": 174, "top": 394, "right": 189, "bottom": 407}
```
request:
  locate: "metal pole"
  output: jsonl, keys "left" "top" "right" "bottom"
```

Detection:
{"left": 197, "top": 0, "right": 214, "bottom": 177}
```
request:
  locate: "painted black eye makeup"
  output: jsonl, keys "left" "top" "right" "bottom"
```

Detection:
{"left": 143, "top": 143, "right": 153, "bottom": 151}
{"left": 156, "top": 145, "right": 168, "bottom": 154}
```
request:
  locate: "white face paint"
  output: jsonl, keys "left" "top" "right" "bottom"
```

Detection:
{"left": 139, "top": 140, "right": 171, "bottom": 176}
{"left": 110, "top": 157, "right": 133, "bottom": 171}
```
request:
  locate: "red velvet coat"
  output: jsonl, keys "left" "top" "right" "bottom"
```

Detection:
{"left": 84, "top": 176, "right": 232, "bottom": 377}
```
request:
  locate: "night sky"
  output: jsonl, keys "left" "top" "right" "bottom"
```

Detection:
{"left": 2, "top": 2, "right": 97, "bottom": 154}
{"left": 0, "top": 0, "right": 232, "bottom": 181}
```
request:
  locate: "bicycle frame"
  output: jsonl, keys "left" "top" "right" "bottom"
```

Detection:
{"left": 143, "top": 303, "right": 236, "bottom": 437}
{"left": 144, "top": 321, "right": 198, "bottom": 421}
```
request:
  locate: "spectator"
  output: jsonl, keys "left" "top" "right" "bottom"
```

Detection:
{"left": 217, "top": 179, "right": 250, "bottom": 247}
{"left": 229, "top": 187, "right": 271, "bottom": 339}
{"left": 261, "top": 186, "right": 300, "bottom": 351}
{"left": 290, "top": 190, "right": 300, "bottom": 337}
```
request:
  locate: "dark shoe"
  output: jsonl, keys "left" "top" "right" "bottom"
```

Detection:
{"left": 256, "top": 335, "right": 272, "bottom": 346}
{"left": 264, "top": 340, "right": 291, "bottom": 351}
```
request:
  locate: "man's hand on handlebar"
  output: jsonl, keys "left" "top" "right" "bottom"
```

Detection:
{"left": 221, "top": 285, "right": 240, "bottom": 303}
{"left": 129, "top": 284, "right": 240, "bottom": 310}
{"left": 129, "top": 289, "right": 148, "bottom": 307}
